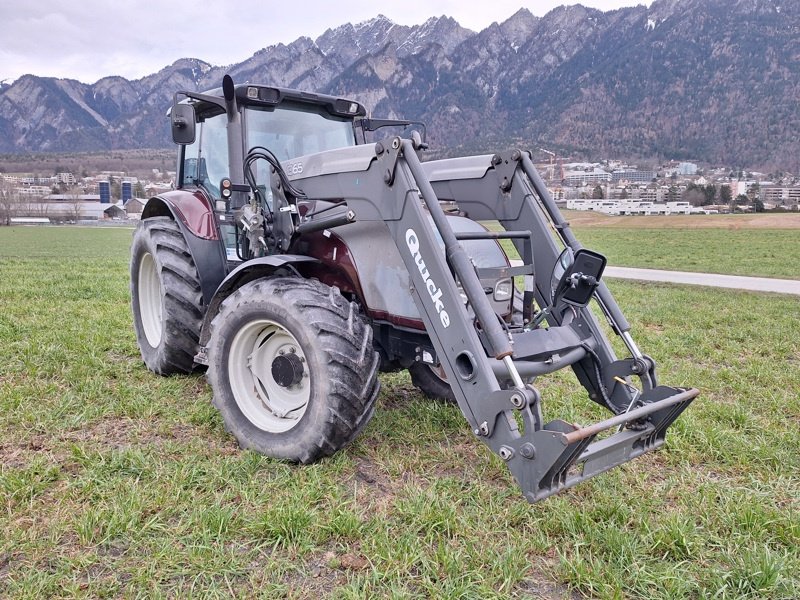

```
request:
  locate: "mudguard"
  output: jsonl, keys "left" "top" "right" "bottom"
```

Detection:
{"left": 141, "top": 190, "right": 228, "bottom": 305}
{"left": 196, "top": 255, "right": 321, "bottom": 350}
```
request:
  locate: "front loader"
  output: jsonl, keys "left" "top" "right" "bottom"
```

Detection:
{"left": 131, "top": 75, "right": 697, "bottom": 502}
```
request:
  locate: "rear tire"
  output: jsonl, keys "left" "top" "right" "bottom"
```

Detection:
{"left": 207, "top": 277, "right": 380, "bottom": 463}
{"left": 131, "top": 217, "right": 203, "bottom": 374}
{"left": 409, "top": 362, "right": 455, "bottom": 402}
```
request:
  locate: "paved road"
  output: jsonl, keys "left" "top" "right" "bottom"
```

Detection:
{"left": 604, "top": 266, "right": 800, "bottom": 296}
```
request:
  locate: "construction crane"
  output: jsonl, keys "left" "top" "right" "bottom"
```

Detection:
{"left": 539, "top": 147, "right": 565, "bottom": 182}
{"left": 540, "top": 148, "right": 555, "bottom": 181}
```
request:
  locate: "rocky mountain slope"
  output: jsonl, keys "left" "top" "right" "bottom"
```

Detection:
{"left": 1, "top": 0, "right": 798, "bottom": 170}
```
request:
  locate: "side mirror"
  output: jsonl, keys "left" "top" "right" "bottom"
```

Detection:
{"left": 551, "top": 248, "right": 606, "bottom": 308}
{"left": 171, "top": 103, "right": 196, "bottom": 145}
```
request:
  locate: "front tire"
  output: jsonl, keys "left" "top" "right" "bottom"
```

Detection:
{"left": 207, "top": 277, "right": 380, "bottom": 463}
{"left": 130, "top": 217, "right": 204, "bottom": 374}
{"left": 409, "top": 362, "right": 455, "bottom": 402}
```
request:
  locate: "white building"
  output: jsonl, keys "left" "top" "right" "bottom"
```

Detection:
{"left": 566, "top": 199, "right": 709, "bottom": 215}
{"left": 563, "top": 168, "right": 612, "bottom": 186}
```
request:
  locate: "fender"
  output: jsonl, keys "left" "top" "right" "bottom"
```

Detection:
{"left": 142, "top": 189, "right": 218, "bottom": 240}
{"left": 196, "top": 255, "right": 321, "bottom": 351}
{"left": 141, "top": 190, "right": 227, "bottom": 305}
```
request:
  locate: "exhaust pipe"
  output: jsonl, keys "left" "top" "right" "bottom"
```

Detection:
{"left": 223, "top": 75, "right": 246, "bottom": 209}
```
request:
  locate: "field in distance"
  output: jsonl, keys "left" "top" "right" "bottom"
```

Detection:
{"left": 565, "top": 212, "right": 800, "bottom": 280}
{"left": 488, "top": 211, "right": 800, "bottom": 280}
{"left": 564, "top": 210, "right": 800, "bottom": 230}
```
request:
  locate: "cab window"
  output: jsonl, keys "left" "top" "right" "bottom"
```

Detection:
{"left": 181, "top": 111, "right": 229, "bottom": 197}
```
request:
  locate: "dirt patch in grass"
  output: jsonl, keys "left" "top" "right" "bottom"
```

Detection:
{"left": 56, "top": 417, "right": 233, "bottom": 453}
{"left": 281, "top": 547, "right": 352, "bottom": 597}
{"left": 354, "top": 457, "right": 390, "bottom": 491}
{"left": 350, "top": 456, "right": 424, "bottom": 514}
{"left": 375, "top": 385, "right": 419, "bottom": 410}
{"left": 59, "top": 417, "right": 143, "bottom": 447}
{"left": 0, "top": 417, "right": 238, "bottom": 472}
{"left": 513, "top": 568, "right": 579, "bottom": 600}
{"left": 0, "top": 552, "right": 26, "bottom": 580}
{"left": 0, "top": 438, "right": 54, "bottom": 469}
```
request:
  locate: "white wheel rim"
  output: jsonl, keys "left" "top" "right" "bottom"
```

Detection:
{"left": 138, "top": 252, "right": 163, "bottom": 347}
{"left": 228, "top": 319, "right": 310, "bottom": 433}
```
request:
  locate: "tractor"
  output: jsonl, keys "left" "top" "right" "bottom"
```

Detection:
{"left": 131, "top": 75, "right": 697, "bottom": 502}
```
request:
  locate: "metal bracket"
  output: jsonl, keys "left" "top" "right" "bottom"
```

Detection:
{"left": 603, "top": 355, "right": 657, "bottom": 402}
{"left": 470, "top": 387, "right": 537, "bottom": 437}
{"left": 376, "top": 137, "right": 403, "bottom": 186}
{"left": 491, "top": 150, "right": 526, "bottom": 193}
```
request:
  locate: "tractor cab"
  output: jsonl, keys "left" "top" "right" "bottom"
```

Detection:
{"left": 169, "top": 82, "right": 367, "bottom": 263}
{"left": 169, "top": 79, "right": 425, "bottom": 263}
{"left": 172, "top": 81, "right": 423, "bottom": 199}
{"left": 173, "top": 84, "right": 365, "bottom": 199}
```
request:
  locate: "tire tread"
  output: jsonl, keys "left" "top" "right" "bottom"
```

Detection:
{"left": 207, "top": 277, "right": 380, "bottom": 463}
{"left": 131, "top": 217, "right": 203, "bottom": 375}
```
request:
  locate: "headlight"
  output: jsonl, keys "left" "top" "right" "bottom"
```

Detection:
{"left": 493, "top": 278, "right": 513, "bottom": 301}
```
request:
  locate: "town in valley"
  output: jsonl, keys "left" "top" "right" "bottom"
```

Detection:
{"left": 1, "top": 151, "right": 797, "bottom": 226}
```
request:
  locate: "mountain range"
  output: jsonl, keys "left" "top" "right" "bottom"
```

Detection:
{"left": 1, "top": 0, "right": 798, "bottom": 171}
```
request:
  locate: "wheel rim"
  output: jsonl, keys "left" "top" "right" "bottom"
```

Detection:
{"left": 138, "top": 252, "right": 163, "bottom": 347}
{"left": 431, "top": 364, "right": 448, "bottom": 383}
{"left": 228, "top": 319, "right": 310, "bottom": 433}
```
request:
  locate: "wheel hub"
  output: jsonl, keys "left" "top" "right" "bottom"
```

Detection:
{"left": 271, "top": 351, "right": 305, "bottom": 388}
{"left": 228, "top": 319, "right": 311, "bottom": 433}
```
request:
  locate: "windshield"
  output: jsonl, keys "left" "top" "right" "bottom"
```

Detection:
{"left": 246, "top": 103, "right": 355, "bottom": 161}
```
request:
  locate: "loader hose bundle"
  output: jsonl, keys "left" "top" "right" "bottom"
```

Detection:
{"left": 239, "top": 146, "right": 309, "bottom": 256}
{"left": 581, "top": 341, "right": 617, "bottom": 413}
{"left": 243, "top": 145, "right": 308, "bottom": 206}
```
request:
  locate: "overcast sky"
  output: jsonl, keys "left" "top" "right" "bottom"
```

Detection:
{"left": 0, "top": 1, "right": 650, "bottom": 85}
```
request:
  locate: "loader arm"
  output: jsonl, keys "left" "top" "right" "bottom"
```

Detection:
{"left": 286, "top": 139, "right": 697, "bottom": 502}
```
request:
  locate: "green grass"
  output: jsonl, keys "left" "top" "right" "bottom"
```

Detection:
{"left": 572, "top": 227, "right": 800, "bottom": 280}
{"left": 1, "top": 225, "right": 798, "bottom": 598}
{"left": 488, "top": 215, "right": 799, "bottom": 279}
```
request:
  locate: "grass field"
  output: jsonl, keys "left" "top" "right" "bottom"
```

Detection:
{"left": 0, "top": 225, "right": 798, "bottom": 599}
{"left": 567, "top": 211, "right": 800, "bottom": 280}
